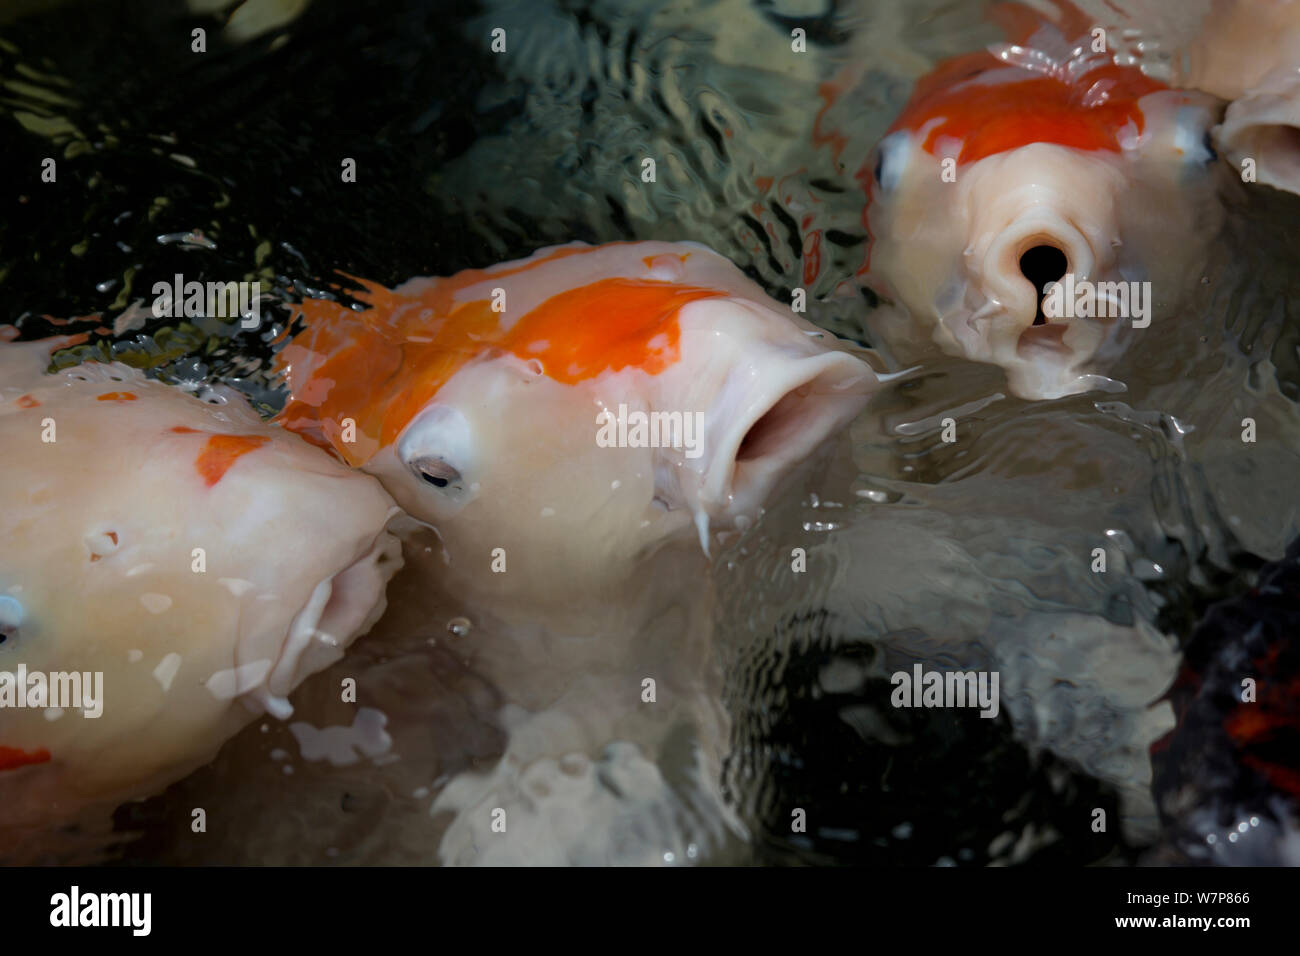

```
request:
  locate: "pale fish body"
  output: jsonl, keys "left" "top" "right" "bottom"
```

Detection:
{"left": 0, "top": 341, "right": 401, "bottom": 828}
{"left": 264, "top": 240, "right": 880, "bottom": 862}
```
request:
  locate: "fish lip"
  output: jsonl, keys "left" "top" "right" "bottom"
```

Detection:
{"left": 261, "top": 519, "right": 403, "bottom": 709}
{"left": 1015, "top": 322, "right": 1072, "bottom": 356}
{"left": 701, "top": 351, "right": 873, "bottom": 521}
{"left": 999, "top": 213, "right": 1095, "bottom": 284}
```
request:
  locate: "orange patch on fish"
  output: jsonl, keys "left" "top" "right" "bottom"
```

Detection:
{"left": 194, "top": 434, "right": 271, "bottom": 487}
{"left": 0, "top": 746, "right": 51, "bottom": 772}
{"left": 170, "top": 426, "right": 201, "bottom": 434}
{"left": 884, "top": 0, "right": 1165, "bottom": 167}
{"left": 890, "top": 54, "right": 1165, "bottom": 166}
{"left": 16, "top": 394, "right": 39, "bottom": 408}
{"left": 499, "top": 279, "right": 721, "bottom": 383}
{"left": 97, "top": 391, "right": 138, "bottom": 402}
{"left": 276, "top": 252, "right": 727, "bottom": 465}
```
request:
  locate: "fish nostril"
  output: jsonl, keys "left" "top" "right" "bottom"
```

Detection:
{"left": 1019, "top": 244, "right": 1069, "bottom": 326}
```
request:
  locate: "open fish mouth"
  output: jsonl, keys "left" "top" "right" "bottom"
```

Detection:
{"left": 712, "top": 352, "right": 874, "bottom": 515}
{"left": 680, "top": 350, "right": 874, "bottom": 553}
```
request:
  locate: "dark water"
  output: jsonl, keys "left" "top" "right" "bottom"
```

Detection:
{"left": 2, "top": 0, "right": 1299, "bottom": 864}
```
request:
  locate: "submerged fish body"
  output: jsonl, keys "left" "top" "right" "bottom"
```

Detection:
{"left": 1152, "top": 538, "right": 1300, "bottom": 864}
{"left": 859, "top": 0, "right": 1223, "bottom": 399}
{"left": 256, "top": 240, "right": 879, "bottom": 861}
{"left": 0, "top": 342, "right": 401, "bottom": 828}
{"left": 276, "top": 240, "right": 877, "bottom": 608}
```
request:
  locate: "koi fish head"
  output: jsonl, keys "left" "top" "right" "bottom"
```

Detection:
{"left": 863, "top": 5, "right": 1223, "bottom": 399}
{"left": 1177, "top": 0, "right": 1300, "bottom": 196}
{"left": 277, "top": 242, "right": 875, "bottom": 604}
{"left": 0, "top": 345, "right": 401, "bottom": 825}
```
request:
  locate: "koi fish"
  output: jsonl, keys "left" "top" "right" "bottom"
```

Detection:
{"left": 1176, "top": 0, "right": 1300, "bottom": 195}
{"left": 1151, "top": 536, "right": 1300, "bottom": 864}
{"left": 275, "top": 240, "right": 877, "bottom": 609}
{"left": 857, "top": 0, "right": 1222, "bottom": 399}
{"left": 0, "top": 339, "right": 402, "bottom": 829}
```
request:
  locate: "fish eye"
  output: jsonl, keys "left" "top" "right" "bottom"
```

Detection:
{"left": 395, "top": 404, "right": 478, "bottom": 513}
{"left": 1174, "top": 107, "right": 1218, "bottom": 167}
{"left": 410, "top": 456, "right": 462, "bottom": 491}
{"left": 0, "top": 594, "right": 22, "bottom": 646}
{"left": 870, "top": 131, "right": 910, "bottom": 194}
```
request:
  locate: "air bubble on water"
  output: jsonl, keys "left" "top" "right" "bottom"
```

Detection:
{"left": 447, "top": 616, "right": 471, "bottom": 637}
